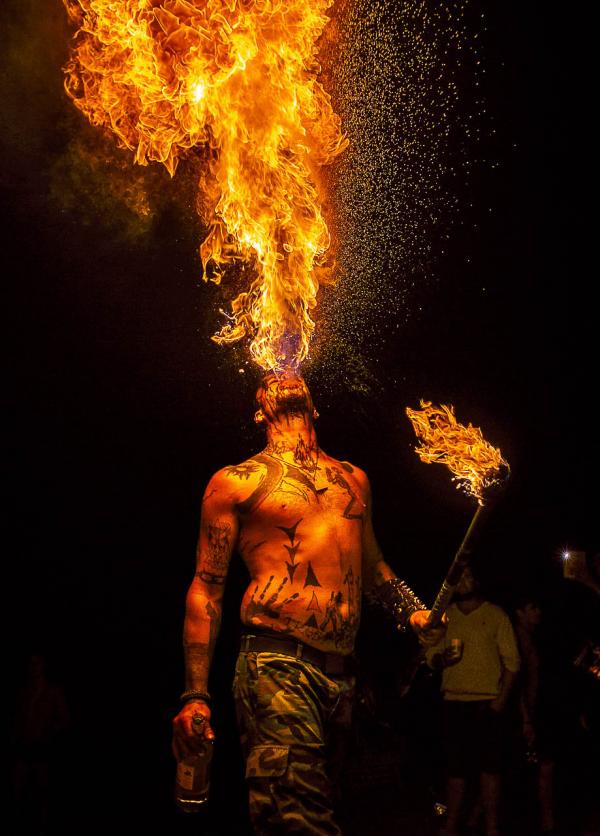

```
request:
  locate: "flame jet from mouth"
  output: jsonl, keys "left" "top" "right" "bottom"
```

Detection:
{"left": 62, "top": 0, "right": 347, "bottom": 370}
{"left": 406, "top": 400, "right": 509, "bottom": 505}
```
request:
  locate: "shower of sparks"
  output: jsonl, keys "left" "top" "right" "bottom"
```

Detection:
{"left": 313, "top": 0, "right": 485, "bottom": 368}
{"left": 406, "top": 400, "right": 508, "bottom": 504}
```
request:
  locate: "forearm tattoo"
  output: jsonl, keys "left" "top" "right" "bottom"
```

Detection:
{"left": 184, "top": 642, "right": 210, "bottom": 690}
{"left": 184, "top": 602, "right": 220, "bottom": 689}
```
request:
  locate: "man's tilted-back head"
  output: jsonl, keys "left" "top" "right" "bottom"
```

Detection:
{"left": 254, "top": 371, "right": 318, "bottom": 426}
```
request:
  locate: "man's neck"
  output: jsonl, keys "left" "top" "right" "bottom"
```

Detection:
{"left": 517, "top": 621, "right": 535, "bottom": 638}
{"left": 264, "top": 416, "right": 319, "bottom": 472}
{"left": 456, "top": 596, "right": 484, "bottom": 615}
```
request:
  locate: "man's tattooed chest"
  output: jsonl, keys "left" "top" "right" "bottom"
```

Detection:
{"left": 228, "top": 455, "right": 365, "bottom": 521}
{"left": 239, "top": 515, "right": 362, "bottom": 651}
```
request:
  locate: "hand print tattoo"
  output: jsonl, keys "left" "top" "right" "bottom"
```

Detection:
{"left": 245, "top": 575, "right": 300, "bottom": 622}
{"left": 242, "top": 568, "right": 359, "bottom": 650}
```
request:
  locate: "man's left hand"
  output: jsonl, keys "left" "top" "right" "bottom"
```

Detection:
{"left": 409, "top": 610, "right": 448, "bottom": 646}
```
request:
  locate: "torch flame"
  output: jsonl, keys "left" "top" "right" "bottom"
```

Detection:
{"left": 406, "top": 400, "right": 509, "bottom": 505}
{"left": 62, "top": 0, "right": 347, "bottom": 370}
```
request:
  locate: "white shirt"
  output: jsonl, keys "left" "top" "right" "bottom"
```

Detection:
{"left": 426, "top": 601, "right": 520, "bottom": 701}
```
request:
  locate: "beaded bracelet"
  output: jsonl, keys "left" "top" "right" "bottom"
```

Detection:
{"left": 180, "top": 689, "right": 211, "bottom": 705}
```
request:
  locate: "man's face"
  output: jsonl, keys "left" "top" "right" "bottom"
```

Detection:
{"left": 455, "top": 567, "right": 477, "bottom": 598}
{"left": 255, "top": 372, "right": 314, "bottom": 424}
{"left": 517, "top": 602, "right": 542, "bottom": 629}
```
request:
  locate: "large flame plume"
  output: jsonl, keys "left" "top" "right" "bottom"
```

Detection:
{"left": 406, "top": 400, "right": 509, "bottom": 505}
{"left": 62, "top": 0, "right": 347, "bottom": 370}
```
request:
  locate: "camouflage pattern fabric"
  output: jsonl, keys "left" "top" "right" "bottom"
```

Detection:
{"left": 233, "top": 651, "right": 355, "bottom": 835}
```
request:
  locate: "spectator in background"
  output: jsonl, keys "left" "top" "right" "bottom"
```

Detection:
{"left": 513, "top": 593, "right": 557, "bottom": 835}
{"left": 557, "top": 548, "right": 600, "bottom": 836}
{"left": 426, "top": 566, "right": 520, "bottom": 836}
{"left": 11, "top": 653, "right": 70, "bottom": 835}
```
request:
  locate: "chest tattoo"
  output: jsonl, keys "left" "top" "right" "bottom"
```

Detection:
{"left": 325, "top": 466, "right": 364, "bottom": 520}
{"left": 236, "top": 453, "right": 321, "bottom": 514}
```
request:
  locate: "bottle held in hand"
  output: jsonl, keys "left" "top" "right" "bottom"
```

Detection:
{"left": 445, "top": 638, "right": 464, "bottom": 665}
{"left": 175, "top": 740, "right": 213, "bottom": 812}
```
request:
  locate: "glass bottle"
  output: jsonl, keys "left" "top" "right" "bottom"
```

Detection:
{"left": 175, "top": 740, "right": 213, "bottom": 812}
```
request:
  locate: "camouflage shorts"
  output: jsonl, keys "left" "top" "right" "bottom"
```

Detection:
{"left": 233, "top": 651, "right": 355, "bottom": 835}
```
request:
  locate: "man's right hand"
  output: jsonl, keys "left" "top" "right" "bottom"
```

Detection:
{"left": 411, "top": 610, "right": 449, "bottom": 647}
{"left": 172, "top": 700, "right": 215, "bottom": 759}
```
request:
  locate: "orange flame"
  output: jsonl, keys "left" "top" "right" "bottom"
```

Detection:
{"left": 406, "top": 400, "right": 508, "bottom": 505}
{"left": 62, "top": 0, "right": 347, "bottom": 370}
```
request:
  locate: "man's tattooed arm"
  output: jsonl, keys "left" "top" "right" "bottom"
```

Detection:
{"left": 358, "top": 472, "right": 432, "bottom": 635}
{"left": 183, "top": 472, "right": 238, "bottom": 693}
{"left": 359, "top": 473, "right": 396, "bottom": 593}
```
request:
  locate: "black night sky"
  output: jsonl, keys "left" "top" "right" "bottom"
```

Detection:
{"left": 3, "top": 2, "right": 594, "bottom": 834}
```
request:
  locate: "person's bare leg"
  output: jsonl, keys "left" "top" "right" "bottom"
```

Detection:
{"left": 480, "top": 771, "right": 501, "bottom": 836}
{"left": 538, "top": 760, "right": 555, "bottom": 832}
{"left": 442, "top": 776, "right": 466, "bottom": 836}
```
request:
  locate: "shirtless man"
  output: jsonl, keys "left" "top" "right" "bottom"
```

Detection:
{"left": 173, "top": 372, "right": 443, "bottom": 834}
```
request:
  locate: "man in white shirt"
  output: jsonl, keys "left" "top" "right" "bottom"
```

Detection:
{"left": 427, "top": 566, "right": 520, "bottom": 836}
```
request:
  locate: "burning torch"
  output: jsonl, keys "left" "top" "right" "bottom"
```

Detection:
{"left": 406, "top": 400, "right": 510, "bottom": 629}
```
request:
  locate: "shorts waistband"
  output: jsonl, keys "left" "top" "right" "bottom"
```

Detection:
{"left": 240, "top": 631, "right": 356, "bottom": 676}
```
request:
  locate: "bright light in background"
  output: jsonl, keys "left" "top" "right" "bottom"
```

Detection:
{"left": 562, "top": 550, "right": 571, "bottom": 562}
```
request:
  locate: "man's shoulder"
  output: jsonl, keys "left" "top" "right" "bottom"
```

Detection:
{"left": 203, "top": 455, "right": 266, "bottom": 498}
{"left": 482, "top": 600, "right": 507, "bottom": 614}
{"left": 219, "top": 456, "right": 267, "bottom": 482}
{"left": 322, "top": 454, "right": 368, "bottom": 484}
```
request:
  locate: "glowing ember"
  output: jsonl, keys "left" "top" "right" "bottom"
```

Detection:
{"left": 406, "top": 400, "right": 508, "bottom": 505}
{"left": 62, "top": 0, "right": 347, "bottom": 370}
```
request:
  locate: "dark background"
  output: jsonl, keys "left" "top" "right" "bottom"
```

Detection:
{"left": 3, "top": 1, "right": 594, "bottom": 834}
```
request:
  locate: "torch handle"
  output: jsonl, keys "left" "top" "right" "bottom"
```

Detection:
{"left": 425, "top": 502, "right": 492, "bottom": 629}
